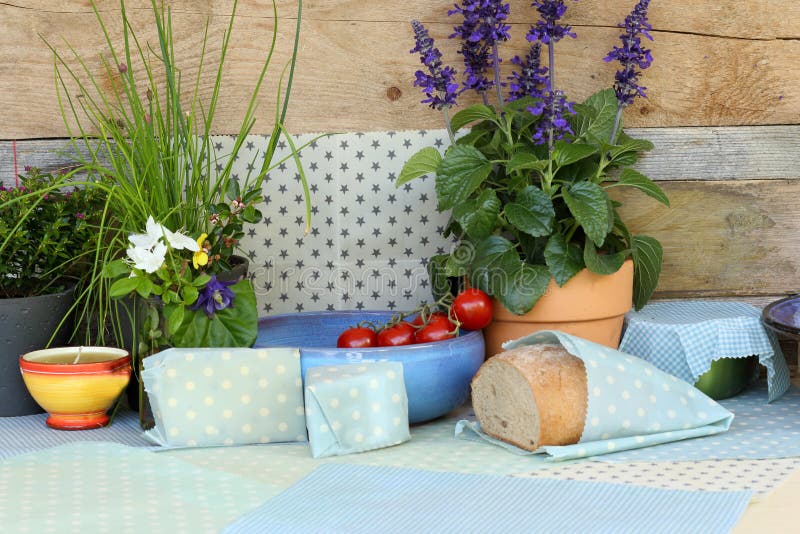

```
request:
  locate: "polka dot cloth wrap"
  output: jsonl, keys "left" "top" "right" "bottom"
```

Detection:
{"left": 142, "top": 348, "right": 307, "bottom": 448}
{"left": 459, "top": 331, "right": 734, "bottom": 461}
{"left": 304, "top": 362, "right": 411, "bottom": 458}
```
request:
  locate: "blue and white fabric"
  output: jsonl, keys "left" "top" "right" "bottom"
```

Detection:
{"left": 142, "top": 347, "right": 307, "bottom": 448}
{"left": 597, "top": 382, "right": 800, "bottom": 462}
{"left": 221, "top": 463, "right": 753, "bottom": 534}
{"left": 304, "top": 362, "right": 410, "bottom": 458}
{"left": 458, "top": 330, "right": 734, "bottom": 461}
{"left": 0, "top": 410, "right": 154, "bottom": 460}
{"left": 620, "top": 301, "right": 789, "bottom": 402}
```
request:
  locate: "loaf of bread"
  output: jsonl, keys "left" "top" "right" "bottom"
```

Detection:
{"left": 471, "top": 344, "right": 587, "bottom": 451}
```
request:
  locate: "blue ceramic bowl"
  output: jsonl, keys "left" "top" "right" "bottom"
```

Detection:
{"left": 254, "top": 311, "right": 485, "bottom": 424}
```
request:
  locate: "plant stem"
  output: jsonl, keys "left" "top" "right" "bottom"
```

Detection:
{"left": 443, "top": 107, "right": 456, "bottom": 145}
{"left": 610, "top": 104, "right": 624, "bottom": 144}
{"left": 547, "top": 40, "right": 556, "bottom": 154}
{"left": 491, "top": 28, "right": 504, "bottom": 109}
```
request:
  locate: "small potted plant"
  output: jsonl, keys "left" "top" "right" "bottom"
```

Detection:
{"left": 398, "top": 0, "right": 668, "bottom": 354}
{"left": 46, "top": 0, "right": 311, "bottom": 427}
{"left": 0, "top": 167, "right": 107, "bottom": 416}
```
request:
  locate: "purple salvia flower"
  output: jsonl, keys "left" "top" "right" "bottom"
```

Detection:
{"left": 448, "top": 1, "right": 511, "bottom": 96}
{"left": 507, "top": 43, "right": 549, "bottom": 101}
{"left": 410, "top": 20, "right": 460, "bottom": 110}
{"left": 604, "top": 0, "right": 653, "bottom": 107}
{"left": 526, "top": 1, "right": 577, "bottom": 45}
{"left": 192, "top": 275, "right": 236, "bottom": 318}
{"left": 528, "top": 90, "right": 575, "bottom": 145}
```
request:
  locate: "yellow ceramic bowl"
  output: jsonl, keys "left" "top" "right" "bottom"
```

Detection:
{"left": 19, "top": 347, "right": 131, "bottom": 430}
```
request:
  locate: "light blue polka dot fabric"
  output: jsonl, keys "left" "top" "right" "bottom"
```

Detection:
{"left": 458, "top": 331, "right": 734, "bottom": 461}
{"left": 620, "top": 301, "right": 790, "bottom": 402}
{"left": 142, "top": 348, "right": 307, "bottom": 448}
{"left": 304, "top": 362, "right": 411, "bottom": 458}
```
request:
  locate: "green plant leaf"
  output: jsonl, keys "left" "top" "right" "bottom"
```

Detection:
{"left": 468, "top": 236, "right": 518, "bottom": 296}
{"left": 544, "top": 234, "right": 584, "bottom": 287}
{"left": 631, "top": 235, "right": 663, "bottom": 310}
{"left": 506, "top": 153, "right": 549, "bottom": 174}
{"left": 172, "top": 280, "right": 258, "bottom": 347}
{"left": 225, "top": 178, "right": 241, "bottom": 201}
{"left": 583, "top": 240, "right": 628, "bottom": 275}
{"left": 497, "top": 263, "right": 551, "bottom": 315}
{"left": 396, "top": 147, "right": 443, "bottom": 187}
{"left": 609, "top": 132, "right": 654, "bottom": 160}
{"left": 435, "top": 145, "right": 493, "bottom": 210}
{"left": 450, "top": 104, "right": 497, "bottom": 132}
{"left": 166, "top": 304, "right": 185, "bottom": 336}
{"left": 504, "top": 186, "right": 555, "bottom": 237}
{"left": 135, "top": 277, "right": 156, "bottom": 298}
{"left": 553, "top": 141, "right": 598, "bottom": 167}
{"left": 582, "top": 88, "right": 618, "bottom": 143}
{"left": 563, "top": 182, "right": 610, "bottom": 247}
{"left": 613, "top": 169, "right": 670, "bottom": 206}
{"left": 102, "top": 259, "right": 130, "bottom": 279}
{"left": 181, "top": 284, "right": 199, "bottom": 306}
{"left": 192, "top": 274, "right": 212, "bottom": 287}
{"left": 109, "top": 277, "right": 140, "bottom": 298}
{"left": 452, "top": 189, "right": 501, "bottom": 240}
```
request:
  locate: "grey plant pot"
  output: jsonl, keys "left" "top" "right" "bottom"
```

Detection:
{"left": 0, "top": 285, "right": 75, "bottom": 416}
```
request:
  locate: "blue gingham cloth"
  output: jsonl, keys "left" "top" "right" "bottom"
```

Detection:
{"left": 221, "top": 464, "right": 753, "bottom": 534}
{"left": 620, "top": 301, "right": 790, "bottom": 402}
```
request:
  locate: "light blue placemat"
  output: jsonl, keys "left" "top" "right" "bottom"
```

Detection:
{"left": 620, "top": 301, "right": 790, "bottom": 402}
{"left": 222, "top": 464, "right": 753, "bottom": 534}
{"left": 0, "top": 442, "right": 283, "bottom": 534}
{"left": 596, "top": 382, "right": 800, "bottom": 462}
{"left": 0, "top": 410, "right": 154, "bottom": 460}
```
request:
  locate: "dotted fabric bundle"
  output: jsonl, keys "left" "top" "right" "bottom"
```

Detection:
{"left": 458, "top": 331, "right": 734, "bottom": 461}
{"left": 142, "top": 348, "right": 307, "bottom": 448}
{"left": 304, "top": 362, "right": 410, "bottom": 458}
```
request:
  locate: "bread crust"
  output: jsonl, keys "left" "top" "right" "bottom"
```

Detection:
{"left": 471, "top": 344, "right": 588, "bottom": 450}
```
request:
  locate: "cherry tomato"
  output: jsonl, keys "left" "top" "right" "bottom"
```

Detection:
{"left": 411, "top": 311, "right": 448, "bottom": 327}
{"left": 450, "top": 288, "right": 493, "bottom": 330}
{"left": 337, "top": 327, "right": 377, "bottom": 348}
{"left": 377, "top": 322, "right": 416, "bottom": 346}
{"left": 414, "top": 314, "right": 455, "bottom": 343}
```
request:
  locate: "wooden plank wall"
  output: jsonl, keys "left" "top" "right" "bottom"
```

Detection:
{"left": 1, "top": 1, "right": 799, "bottom": 305}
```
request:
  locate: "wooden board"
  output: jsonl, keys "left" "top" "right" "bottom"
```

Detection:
{"left": 5, "top": 125, "right": 798, "bottom": 181}
{"left": 613, "top": 179, "right": 800, "bottom": 298}
{"left": 12, "top": 1, "right": 800, "bottom": 40}
{"left": 1, "top": 2, "right": 798, "bottom": 138}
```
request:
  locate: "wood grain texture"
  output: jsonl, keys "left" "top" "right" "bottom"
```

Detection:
{"left": 612, "top": 179, "right": 800, "bottom": 298}
{"left": 5, "top": 125, "right": 798, "bottom": 181}
{"left": 1, "top": 1, "right": 798, "bottom": 138}
{"left": 9, "top": 1, "right": 800, "bottom": 40}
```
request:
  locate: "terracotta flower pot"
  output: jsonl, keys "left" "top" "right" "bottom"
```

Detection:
{"left": 483, "top": 259, "right": 634, "bottom": 357}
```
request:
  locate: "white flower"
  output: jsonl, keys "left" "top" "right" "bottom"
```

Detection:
{"left": 127, "top": 241, "right": 167, "bottom": 273}
{"left": 128, "top": 216, "right": 199, "bottom": 252}
{"left": 128, "top": 216, "right": 164, "bottom": 250}
{"left": 163, "top": 227, "right": 199, "bottom": 252}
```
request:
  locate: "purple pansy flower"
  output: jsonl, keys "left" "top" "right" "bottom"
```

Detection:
{"left": 604, "top": 0, "right": 653, "bottom": 107}
{"left": 507, "top": 43, "right": 549, "bottom": 102}
{"left": 193, "top": 275, "right": 236, "bottom": 318}
{"left": 526, "top": 1, "right": 577, "bottom": 45}
{"left": 448, "top": 1, "right": 511, "bottom": 96}
{"left": 410, "top": 20, "right": 460, "bottom": 110}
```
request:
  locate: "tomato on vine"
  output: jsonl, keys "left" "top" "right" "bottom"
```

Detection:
{"left": 414, "top": 313, "right": 455, "bottom": 343}
{"left": 377, "top": 321, "right": 416, "bottom": 346}
{"left": 450, "top": 288, "right": 493, "bottom": 330}
{"left": 337, "top": 327, "right": 378, "bottom": 348}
